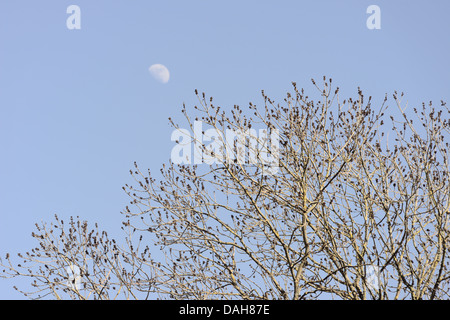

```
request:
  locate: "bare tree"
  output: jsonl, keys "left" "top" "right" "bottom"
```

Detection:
{"left": 2, "top": 78, "right": 449, "bottom": 299}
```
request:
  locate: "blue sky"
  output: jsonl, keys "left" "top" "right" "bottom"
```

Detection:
{"left": 0, "top": 0, "right": 449, "bottom": 299}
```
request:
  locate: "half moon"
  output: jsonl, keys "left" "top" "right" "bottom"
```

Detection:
{"left": 149, "top": 64, "right": 170, "bottom": 84}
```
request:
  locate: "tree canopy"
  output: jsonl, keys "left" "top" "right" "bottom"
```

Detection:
{"left": 2, "top": 78, "right": 449, "bottom": 300}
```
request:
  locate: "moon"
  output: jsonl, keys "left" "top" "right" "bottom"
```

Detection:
{"left": 149, "top": 64, "right": 170, "bottom": 84}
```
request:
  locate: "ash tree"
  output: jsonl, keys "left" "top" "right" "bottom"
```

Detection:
{"left": 2, "top": 77, "right": 449, "bottom": 300}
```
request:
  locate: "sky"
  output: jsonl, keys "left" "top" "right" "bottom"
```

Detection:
{"left": 0, "top": 0, "right": 449, "bottom": 299}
